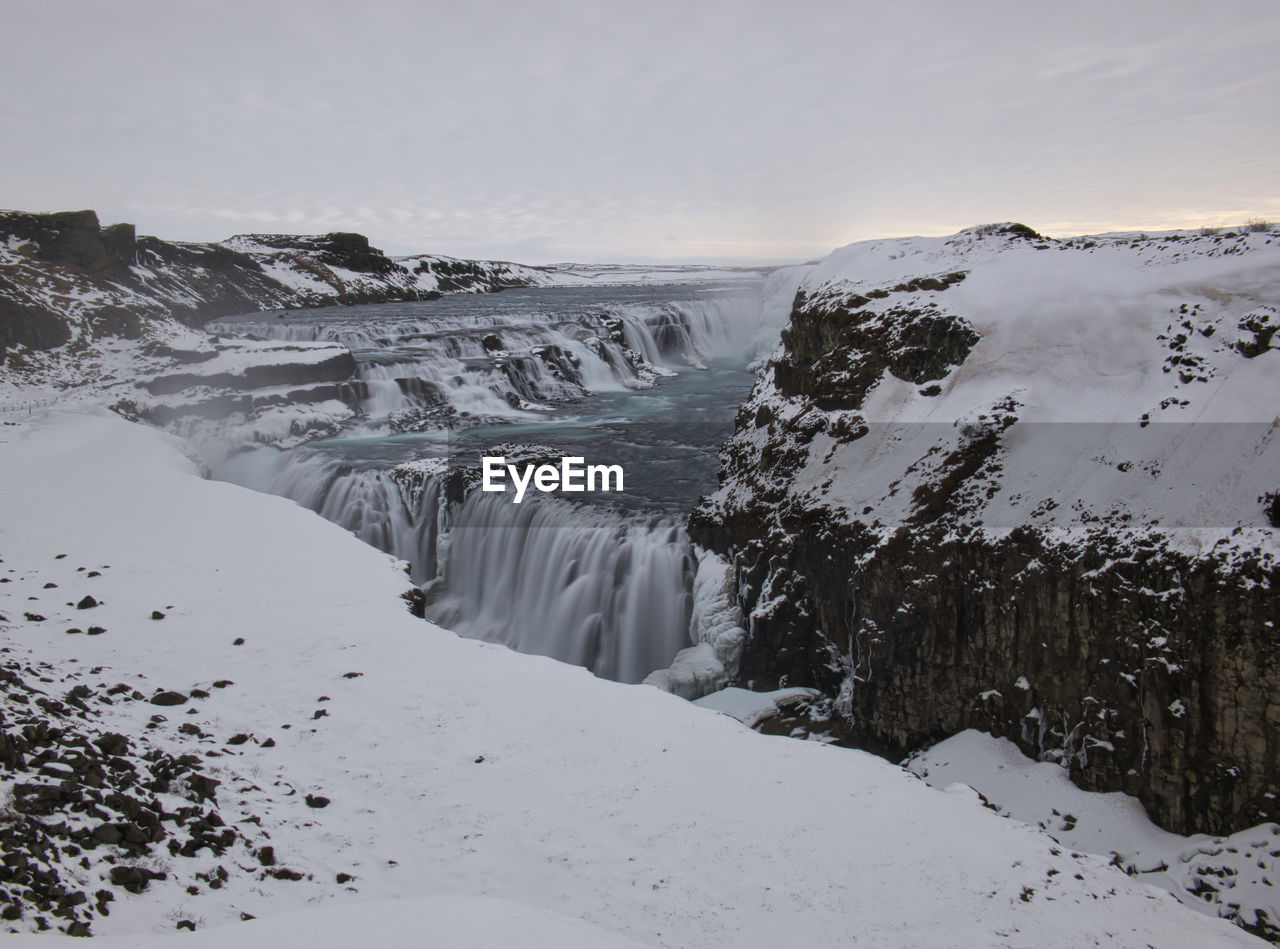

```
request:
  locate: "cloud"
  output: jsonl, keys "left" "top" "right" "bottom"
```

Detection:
{"left": 3, "top": 0, "right": 1277, "bottom": 261}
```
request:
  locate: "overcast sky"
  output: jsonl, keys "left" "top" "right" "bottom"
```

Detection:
{"left": 3, "top": 1, "right": 1277, "bottom": 263}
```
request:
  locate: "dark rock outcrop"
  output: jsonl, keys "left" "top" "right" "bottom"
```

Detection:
{"left": 144, "top": 350, "right": 357, "bottom": 395}
{"left": 0, "top": 298, "right": 73, "bottom": 352}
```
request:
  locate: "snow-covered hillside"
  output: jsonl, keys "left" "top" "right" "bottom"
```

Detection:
{"left": 717, "top": 222, "right": 1280, "bottom": 533}
{"left": 0, "top": 406, "right": 1261, "bottom": 945}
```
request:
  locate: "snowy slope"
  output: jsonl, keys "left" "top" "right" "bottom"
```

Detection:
{"left": 708, "top": 224, "right": 1280, "bottom": 541}
{"left": 908, "top": 730, "right": 1280, "bottom": 939}
{"left": 0, "top": 406, "right": 1261, "bottom": 947}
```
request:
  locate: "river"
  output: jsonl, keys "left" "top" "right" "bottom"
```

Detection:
{"left": 208, "top": 280, "right": 772, "bottom": 683}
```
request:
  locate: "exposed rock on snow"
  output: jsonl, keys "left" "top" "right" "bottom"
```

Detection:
{"left": 0, "top": 654, "right": 264, "bottom": 935}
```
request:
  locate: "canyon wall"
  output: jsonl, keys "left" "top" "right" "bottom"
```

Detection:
{"left": 692, "top": 223, "right": 1280, "bottom": 835}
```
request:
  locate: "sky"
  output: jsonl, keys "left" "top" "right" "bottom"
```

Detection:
{"left": 3, "top": 0, "right": 1278, "bottom": 264}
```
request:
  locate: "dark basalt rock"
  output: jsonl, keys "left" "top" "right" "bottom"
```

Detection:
{"left": 143, "top": 350, "right": 357, "bottom": 396}
{"left": 148, "top": 691, "right": 187, "bottom": 707}
{"left": 0, "top": 210, "right": 114, "bottom": 273}
{"left": 108, "top": 866, "right": 165, "bottom": 894}
{"left": 0, "top": 298, "right": 72, "bottom": 352}
{"left": 772, "top": 291, "right": 979, "bottom": 411}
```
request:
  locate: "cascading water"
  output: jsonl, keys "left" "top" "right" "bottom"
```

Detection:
{"left": 425, "top": 494, "right": 695, "bottom": 683}
{"left": 209, "top": 282, "right": 772, "bottom": 684}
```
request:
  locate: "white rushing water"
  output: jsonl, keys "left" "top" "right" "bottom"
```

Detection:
{"left": 426, "top": 495, "right": 695, "bottom": 683}
{"left": 212, "top": 283, "right": 771, "bottom": 683}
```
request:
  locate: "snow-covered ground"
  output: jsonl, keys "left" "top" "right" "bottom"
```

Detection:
{"left": 909, "top": 731, "right": 1280, "bottom": 938}
{"left": 0, "top": 405, "right": 1262, "bottom": 946}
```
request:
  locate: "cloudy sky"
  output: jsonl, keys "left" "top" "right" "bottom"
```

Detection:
{"left": 4, "top": 0, "right": 1277, "bottom": 263}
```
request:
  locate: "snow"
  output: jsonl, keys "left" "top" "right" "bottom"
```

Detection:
{"left": 692, "top": 686, "right": 821, "bottom": 728}
{"left": 0, "top": 405, "right": 1261, "bottom": 946}
{"left": 644, "top": 548, "right": 747, "bottom": 700}
{"left": 1, "top": 895, "right": 649, "bottom": 949}
{"left": 908, "top": 730, "right": 1280, "bottom": 936}
{"left": 705, "top": 225, "right": 1280, "bottom": 561}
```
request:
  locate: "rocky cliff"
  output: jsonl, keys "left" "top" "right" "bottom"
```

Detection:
{"left": 0, "top": 209, "right": 572, "bottom": 355}
{"left": 691, "top": 223, "right": 1280, "bottom": 838}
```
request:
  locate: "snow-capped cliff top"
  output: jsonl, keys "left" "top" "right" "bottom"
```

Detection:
{"left": 707, "top": 223, "right": 1280, "bottom": 544}
{"left": 801, "top": 223, "right": 1280, "bottom": 424}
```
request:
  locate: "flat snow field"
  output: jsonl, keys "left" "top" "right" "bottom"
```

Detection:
{"left": 0, "top": 406, "right": 1262, "bottom": 947}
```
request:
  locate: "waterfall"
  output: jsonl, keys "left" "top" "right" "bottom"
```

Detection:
{"left": 209, "top": 283, "right": 766, "bottom": 684}
{"left": 425, "top": 493, "right": 695, "bottom": 684}
{"left": 218, "top": 447, "right": 697, "bottom": 683}
{"left": 210, "top": 291, "right": 762, "bottom": 428}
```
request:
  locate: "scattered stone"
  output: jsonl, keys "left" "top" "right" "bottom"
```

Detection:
{"left": 93, "top": 824, "right": 123, "bottom": 844}
{"left": 305, "top": 794, "right": 330, "bottom": 809}
{"left": 190, "top": 689, "right": 210, "bottom": 699}
{"left": 86, "top": 627, "right": 106, "bottom": 636}
{"left": 212, "top": 679, "right": 233, "bottom": 688}
{"left": 260, "top": 738, "right": 276, "bottom": 748}
{"left": 108, "top": 865, "right": 165, "bottom": 894}
{"left": 65, "top": 628, "right": 83, "bottom": 635}
{"left": 336, "top": 872, "right": 354, "bottom": 884}
{"left": 176, "top": 920, "right": 196, "bottom": 931}
{"left": 226, "top": 734, "right": 250, "bottom": 746}
{"left": 43, "top": 582, "right": 57, "bottom": 589}
{"left": 150, "top": 610, "right": 165, "bottom": 620}
{"left": 24, "top": 612, "right": 46, "bottom": 622}
{"left": 54, "top": 553, "right": 66, "bottom": 559}
{"left": 312, "top": 709, "right": 328, "bottom": 720}
{"left": 232, "top": 637, "right": 245, "bottom": 646}
{"left": 86, "top": 571, "right": 100, "bottom": 578}
{"left": 256, "top": 845, "right": 276, "bottom": 866}
{"left": 76, "top": 595, "right": 98, "bottom": 610}
{"left": 342, "top": 672, "right": 363, "bottom": 679}
{"left": 149, "top": 690, "right": 187, "bottom": 707}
